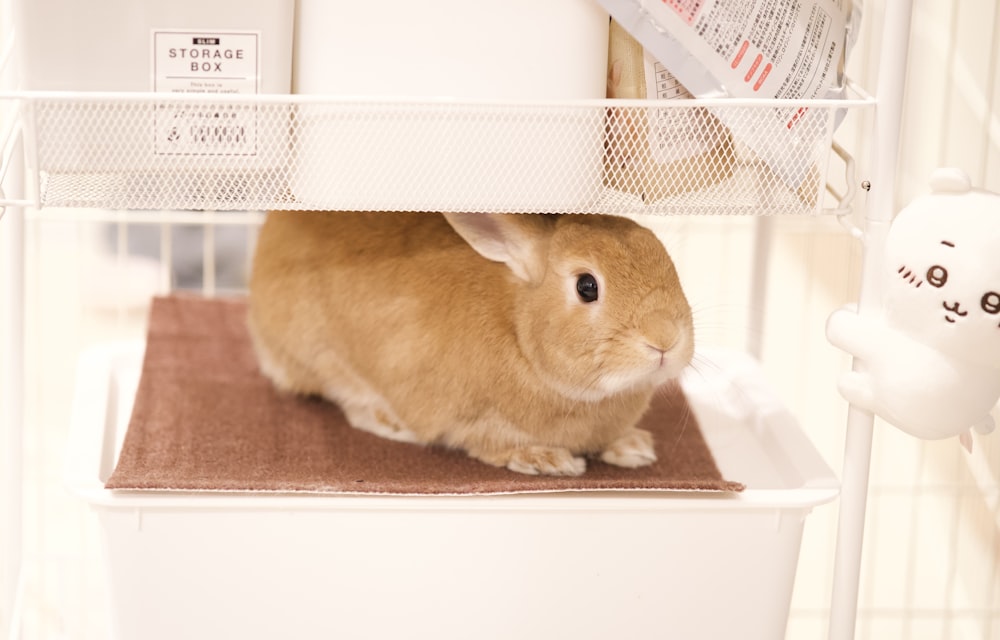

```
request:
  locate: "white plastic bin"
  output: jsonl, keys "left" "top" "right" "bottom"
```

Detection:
{"left": 66, "top": 343, "right": 838, "bottom": 640}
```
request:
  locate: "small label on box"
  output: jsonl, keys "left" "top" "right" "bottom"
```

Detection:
{"left": 151, "top": 30, "right": 260, "bottom": 156}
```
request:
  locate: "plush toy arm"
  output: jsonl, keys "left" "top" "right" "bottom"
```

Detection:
{"left": 974, "top": 414, "right": 996, "bottom": 435}
{"left": 835, "top": 370, "right": 877, "bottom": 415}
{"left": 961, "top": 416, "right": 995, "bottom": 453}
{"left": 825, "top": 304, "right": 879, "bottom": 360}
{"left": 824, "top": 305, "right": 878, "bottom": 413}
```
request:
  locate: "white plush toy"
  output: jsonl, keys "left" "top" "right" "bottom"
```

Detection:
{"left": 826, "top": 168, "right": 1000, "bottom": 445}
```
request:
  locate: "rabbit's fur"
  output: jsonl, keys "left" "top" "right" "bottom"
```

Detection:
{"left": 248, "top": 211, "right": 693, "bottom": 475}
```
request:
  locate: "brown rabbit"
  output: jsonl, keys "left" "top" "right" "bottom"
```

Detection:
{"left": 248, "top": 211, "right": 693, "bottom": 476}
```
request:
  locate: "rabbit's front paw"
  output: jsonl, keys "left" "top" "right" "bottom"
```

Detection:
{"left": 505, "top": 446, "right": 586, "bottom": 476}
{"left": 600, "top": 429, "right": 656, "bottom": 468}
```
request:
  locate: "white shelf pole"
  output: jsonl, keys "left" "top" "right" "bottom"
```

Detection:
{"left": 828, "top": 1, "right": 914, "bottom": 639}
{"left": 747, "top": 215, "right": 773, "bottom": 360}
{"left": 2, "top": 1, "right": 25, "bottom": 631}
{"left": 2, "top": 138, "right": 25, "bottom": 640}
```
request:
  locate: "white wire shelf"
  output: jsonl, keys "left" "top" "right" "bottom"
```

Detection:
{"left": 1, "top": 91, "right": 873, "bottom": 215}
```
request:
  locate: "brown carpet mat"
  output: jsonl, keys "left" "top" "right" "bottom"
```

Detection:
{"left": 106, "top": 295, "right": 744, "bottom": 495}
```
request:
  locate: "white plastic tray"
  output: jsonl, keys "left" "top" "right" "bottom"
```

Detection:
{"left": 66, "top": 341, "right": 837, "bottom": 640}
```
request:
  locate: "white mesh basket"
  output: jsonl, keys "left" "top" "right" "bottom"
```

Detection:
{"left": 8, "top": 92, "right": 871, "bottom": 214}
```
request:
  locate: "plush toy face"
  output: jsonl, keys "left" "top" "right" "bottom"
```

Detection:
{"left": 885, "top": 187, "right": 1000, "bottom": 370}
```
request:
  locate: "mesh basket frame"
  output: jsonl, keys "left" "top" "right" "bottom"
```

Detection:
{"left": 7, "top": 92, "right": 873, "bottom": 215}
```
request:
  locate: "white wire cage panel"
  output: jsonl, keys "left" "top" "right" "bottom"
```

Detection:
{"left": 817, "top": 413, "right": 1000, "bottom": 640}
{"left": 5, "top": 93, "right": 870, "bottom": 215}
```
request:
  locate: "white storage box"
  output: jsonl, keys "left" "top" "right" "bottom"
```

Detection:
{"left": 15, "top": 0, "right": 294, "bottom": 94}
{"left": 66, "top": 343, "right": 838, "bottom": 640}
{"left": 15, "top": 0, "right": 294, "bottom": 178}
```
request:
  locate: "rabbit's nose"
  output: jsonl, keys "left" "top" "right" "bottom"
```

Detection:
{"left": 640, "top": 317, "right": 686, "bottom": 353}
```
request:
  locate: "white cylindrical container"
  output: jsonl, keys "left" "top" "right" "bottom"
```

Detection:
{"left": 290, "top": 0, "right": 610, "bottom": 212}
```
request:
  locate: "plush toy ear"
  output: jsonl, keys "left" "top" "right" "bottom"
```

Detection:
{"left": 443, "top": 212, "right": 554, "bottom": 282}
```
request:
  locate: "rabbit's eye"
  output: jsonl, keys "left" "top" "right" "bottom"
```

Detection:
{"left": 576, "top": 273, "right": 599, "bottom": 303}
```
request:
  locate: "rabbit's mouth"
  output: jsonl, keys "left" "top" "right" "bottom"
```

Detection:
{"left": 647, "top": 344, "right": 670, "bottom": 368}
{"left": 644, "top": 332, "right": 692, "bottom": 375}
{"left": 635, "top": 349, "right": 688, "bottom": 387}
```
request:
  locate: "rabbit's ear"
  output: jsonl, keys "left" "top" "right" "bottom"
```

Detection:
{"left": 443, "top": 213, "right": 555, "bottom": 282}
